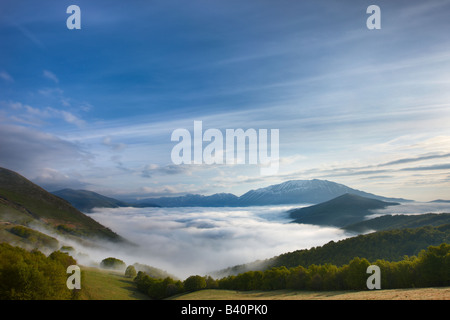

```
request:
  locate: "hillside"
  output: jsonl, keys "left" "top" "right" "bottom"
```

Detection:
{"left": 343, "top": 213, "right": 450, "bottom": 233}
{"left": 289, "top": 193, "right": 399, "bottom": 227}
{"left": 214, "top": 224, "right": 450, "bottom": 276}
{"left": 0, "top": 167, "right": 125, "bottom": 244}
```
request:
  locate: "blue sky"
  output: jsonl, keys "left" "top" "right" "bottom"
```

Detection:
{"left": 1, "top": 0, "right": 450, "bottom": 201}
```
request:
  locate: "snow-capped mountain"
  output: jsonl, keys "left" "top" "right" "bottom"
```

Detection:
{"left": 137, "top": 179, "right": 409, "bottom": 207}
{"left": 237, "top": 179, "right": 407, "bottom": 206}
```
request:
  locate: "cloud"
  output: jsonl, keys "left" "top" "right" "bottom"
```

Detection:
{"left": 139, "top": 185, "right": 181, "bottom": 196}
{"left": 1, "top": 101, "right": 85, "bottom": 127}
{"left": 140, "top": 163, "right": 195, "bottom": 178}
{"left": 381, "top": 153, "right": 450, "bottom": 166}
{"left": 0, "top": 124, "right": 92, "bottom": 179}
{"left": 43, "top": 70, "right": 59, "bottom": 83}
{"left": 12, "top": 23, "right": 45, "bottom": 49}
{"left": 89, "top": 206, "right": 350, "bottom": 279}
{"left": 102, "top": 136, "right": 126, "bottom": 151}
{"left": 400, "top": 163, "right": 450, "bottom": 172}
{"left": 0, "top": 71, "right": 14, "bottom": 82}
{"left": 31, "top": 168, "right": 89, "bottom": 192}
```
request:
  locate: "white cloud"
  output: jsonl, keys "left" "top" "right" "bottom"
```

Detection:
{"left": 102, "top": 136, "right": 126, "bottom": 151}
{"left": 89, "top": 206, "right": 350, "bottom": 279}
{"left": 1, "top": 100, "right": 85, "bottom": 128}
{"left": 43, "top": 70, "right": 59, "bottom": 83}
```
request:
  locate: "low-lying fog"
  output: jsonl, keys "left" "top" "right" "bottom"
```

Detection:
{"left": 62, "top": 202, "right": 449, "bottom": 280}
{"left": 84, "top": 205, "right": 348, "bottom": 279}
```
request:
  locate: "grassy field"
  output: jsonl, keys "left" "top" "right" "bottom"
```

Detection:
{"left": 79, "top": 266, "right": 449, "bottom": 300}
{"left": 79, "top": 266, "right": 150, "bottom": 300}
{"left": 171, "top": 288, "right": 450, "bottom": 300}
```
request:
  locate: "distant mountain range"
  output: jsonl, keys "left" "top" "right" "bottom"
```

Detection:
{"left": 51, "top": 189, "right": 159, "bottom": 212}
{"left": 131, "top": 179, "right": 410, "bottom": 208}
{"left": 430, "top": 199, "right": 450, "bottom": 203}
{"left": 289, "top": 193, "right": 400, "bottom": 227}
{"left": 134, "top": 193, "right": 238, "bottom": 208}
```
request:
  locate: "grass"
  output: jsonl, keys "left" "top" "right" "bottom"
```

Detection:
{"left": 79, "top": 266, "right": 150, "bottom": 300}
{"left": 75, "top": 266, "right": 450, "bottom": 300}
{"left": 170, "top": 288, "right": 450, "bottom": 300}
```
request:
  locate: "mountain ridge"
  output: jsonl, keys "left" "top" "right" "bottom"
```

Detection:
{"left": 289, "top": 193, "right": 400, "bottom": 227}
{"left": 51, "top": 188, "right": 159, "bottom": 212}
{"left": 133, "top": 179, "right": 410, "bottom": 207}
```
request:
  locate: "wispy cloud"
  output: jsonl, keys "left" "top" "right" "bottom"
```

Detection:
{"left": 0, "top": 71, "right": 14, "bottom": 82}
{"left": 102, "top": 136, "right": 126, "bottom": 151}
{"left": 1, "top": 101, "right": 85, "bottom": 128}
{"left": 43, "top": 70, "right": 59, "bottom": 83}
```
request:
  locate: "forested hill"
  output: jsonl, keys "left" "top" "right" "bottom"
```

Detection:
{"left": 343, "top": 213, "right": 450, "bottom": 233}
{"left": 214, "top": 224, "right": 450, "bottom": 277}
{"left": 289, "top": 193, "right": 399, "bottom": 227}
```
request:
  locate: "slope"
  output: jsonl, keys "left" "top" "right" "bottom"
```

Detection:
{"left": 0, "top": 167, "right": 124, "bottom": 243}
{"left": 289, "top": 193, "right": 399, "bottom": 227}
{"left": 214, "top": 224, "right": 450, "bottom": 276}
{"left": 343, "top": 212, "right": 450, "bottom": 233}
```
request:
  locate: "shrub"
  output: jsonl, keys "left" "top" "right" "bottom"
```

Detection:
{"left": 100, "top": 257, "right": 126, "bottom": 271}
{"left": 125, "top": 265, "right": 137, "bottom": 278}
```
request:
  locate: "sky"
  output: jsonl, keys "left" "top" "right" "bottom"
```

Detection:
{"left": 1, "top": 0, "right": 450, "bottom": 201}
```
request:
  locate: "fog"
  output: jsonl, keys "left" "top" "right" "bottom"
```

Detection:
{"left": 47, "top": 202, "right": 450, "bottom": 280}
{"left": 78, "top": 205, "right": 350, "bottom": 279}
{"left": 367, "top": 202, "right": 450, "bottom": 219}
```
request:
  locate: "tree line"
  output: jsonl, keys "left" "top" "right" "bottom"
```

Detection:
{"left": 133, "top": 243, "right": 450, "bottom": 299}
{"left": 219, "top": 225, "right": 450, "bottom": 276}
{"left": 0, "top": 242, "right": 80, "bottom": 300}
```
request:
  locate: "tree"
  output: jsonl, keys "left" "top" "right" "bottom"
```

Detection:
{"left": 125, "top": 265, "right": 137, "bottom": 278}
{"left": 341, "top": 257, "right": 371, "bottom": 290}
{"left": 0, "top": 243, "right": 76, "bottom": 300}
{"left": 100, "top": 257, "right": 126, "bottom": 271}
{"left": 183, "top": 275, "right": 207, "bottom": 292}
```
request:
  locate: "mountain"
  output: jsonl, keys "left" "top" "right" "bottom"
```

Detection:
{"left": 238, "top": 179, "right": 408, "bottom": 206}
{"left": 136, "top": 179, "right": 410, "bottom": 207}
{"left": 289, "top": 193, "right": 399, "bottom": 227}
{"left": 135, "top": 193, "right": 240, "bottom": 207}
{"left": 51, "top": 188, "right": 159, "bottom": 212}
{"left": 343, "top": 212, "right": 450, "bottom": 233}
{"left": 430, "top": 199, "right": 450, "bottom": 203}
{"left": 0, "top": 167, "right": 126, "bottom": 245}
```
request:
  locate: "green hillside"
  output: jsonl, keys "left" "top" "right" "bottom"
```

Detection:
{"left": 343, "top": 213, "right": 450, "bottom": 233}
{"left": 289, "top": 193, "right": 399, "bottom": 227}
{"left": 215, "top": 224, "right": 450, "bottom": 276}
{"left": 79, "top": 267, "right": 150, "bottom": 300}
{"left": 0, "top": 167, "right": 125, "bottom": 244}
